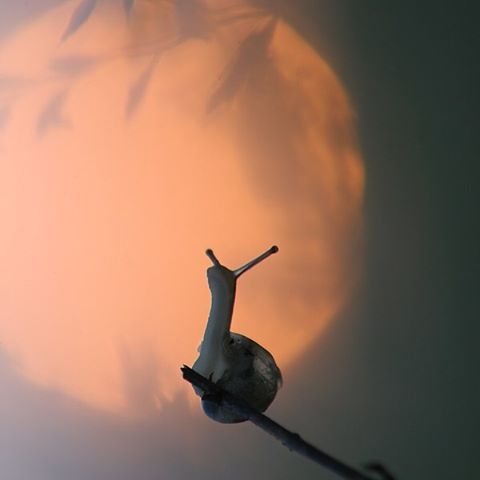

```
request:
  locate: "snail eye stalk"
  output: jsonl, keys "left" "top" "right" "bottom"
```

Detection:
{"left": 205, "top": 248, "right": 221, "bottom": 267}
{"left": 233, "top": 245, "right": 278, "bottom": 278}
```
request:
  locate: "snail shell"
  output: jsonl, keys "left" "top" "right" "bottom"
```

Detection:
{"left": 201, "top": 332, "right": 282, "bottom": 423}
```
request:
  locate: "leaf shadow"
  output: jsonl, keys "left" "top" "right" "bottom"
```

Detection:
{"left": 36, "top": 90, "right": 71, "bottom": 137}
{"left": 123, "top": 0, "right": 135, "bottom": 18}
{"left": 125, "top": 56, "right": 159, "bottom": 119}
{"left": 61, "top": 0, "right": 98, "bottom": 43}
{"left": 206, "top": 17, "right": 277, "bottom": 114}
{"left": 50, "top": 55, "right": 100, "bottom": 77}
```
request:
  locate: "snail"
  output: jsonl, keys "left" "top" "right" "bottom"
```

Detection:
{"left": 192, "top": 245, "right": 282, "bottom": 423}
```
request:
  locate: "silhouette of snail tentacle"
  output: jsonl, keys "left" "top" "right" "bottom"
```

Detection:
{"left": 192, "top": 246, "right": 281, "bottom": 423}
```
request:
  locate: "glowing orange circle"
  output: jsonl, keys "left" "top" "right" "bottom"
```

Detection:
{"left": 0, "top": 1, "right": 363, "bottom": 413}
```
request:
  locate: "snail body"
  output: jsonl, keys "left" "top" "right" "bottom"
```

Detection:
{"left": 192, "top": 246, "right": 281, "bottom": 423}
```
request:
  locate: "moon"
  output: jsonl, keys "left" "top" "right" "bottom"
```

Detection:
{"left": 0, "top": 0, "right": 363, "bottom": 413}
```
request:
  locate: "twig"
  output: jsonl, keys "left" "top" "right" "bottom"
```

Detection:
{"left": 181, "top": 365, "right": 396, "bottom": 480}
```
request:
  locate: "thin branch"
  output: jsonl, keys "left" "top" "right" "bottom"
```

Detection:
{"left": 181, "top": 365, "right": 396, "bottom": 480}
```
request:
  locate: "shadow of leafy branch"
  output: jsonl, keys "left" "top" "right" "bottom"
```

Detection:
{"left": 0, "top": 0, "right": 274, "bottom": 134}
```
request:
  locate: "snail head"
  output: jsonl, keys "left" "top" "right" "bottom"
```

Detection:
{"left": 205, "top": 245, "right": 278, "bottom": 285}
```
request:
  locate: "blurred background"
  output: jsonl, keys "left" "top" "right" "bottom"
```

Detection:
{"left": 0, "top": 1, "right": 479, "bottom": 479}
